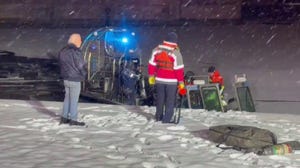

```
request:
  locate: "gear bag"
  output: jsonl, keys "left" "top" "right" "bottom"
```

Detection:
{"left": 208, "top": 125, "right": 277, "bottom": 150}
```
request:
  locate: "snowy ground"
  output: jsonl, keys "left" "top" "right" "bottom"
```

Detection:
{"left": 0, "top": 99, "right": 300, "bottom": 168}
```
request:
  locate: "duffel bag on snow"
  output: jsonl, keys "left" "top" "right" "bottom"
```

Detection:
{"left": 208, "top": 125, "right": 277, "bottom": 149}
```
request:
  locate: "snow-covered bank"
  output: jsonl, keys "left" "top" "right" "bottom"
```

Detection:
{"left": 0, "top": 99, "right": 299, "bottom": 168}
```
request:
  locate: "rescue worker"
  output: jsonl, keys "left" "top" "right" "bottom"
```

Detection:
{"left": 208, "top": 66, "right": 224, "bottom": 94}
{"left": 148, "top": 32, "right": 186, "bottom": 123}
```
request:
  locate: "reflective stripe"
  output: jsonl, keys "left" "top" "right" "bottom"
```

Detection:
{"left": 148, "top": 60, "right": 156, "bottom": 66}
{"left": 163, "top": 41, "right": 177, "bottom": 46}
{"left": 174, "top": 64, "right": 184, "bottom": 70}
{"left": 152, "top": 50, "right": 162, "bottom": 56}
{"left": 156, "top": 77, "right": 178, "bottom": 82}
{"left": 158, "top": 45, "right": 174, "bottom": 51}
{"left": 157, "top": 61, "right": 173, "bottom": 70}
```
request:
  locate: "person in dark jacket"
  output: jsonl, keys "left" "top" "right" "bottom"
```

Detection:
{"left": 121, "top": 54, "right": 140, "bottom": 105}
{"left": 148, "top": 32, "right": 186, "bottom": 123}
{"left": 58, "top": 33, "right": 87, "bottom": 126}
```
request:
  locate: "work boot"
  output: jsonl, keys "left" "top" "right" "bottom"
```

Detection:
{"left": 155, "top": 114, "right": 163, "bottom": 122}
{"left": 69, "top": 120, "right": 85, "bottom": 126}
{"left": 60, "top": 117, "right": 70, "bottom": 124}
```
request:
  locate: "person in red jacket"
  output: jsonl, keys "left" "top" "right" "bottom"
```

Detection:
{"left": 148, "top": 32, "right": 185, "bottom": 123}
{"left": 208, "top": 66, "right": 224, "bottom": 94}
{"left": 208, "top": 66, "right": 228, "bottom": 107}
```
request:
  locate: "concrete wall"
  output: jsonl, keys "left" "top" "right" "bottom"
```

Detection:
{"left": 0, "top": 0, "right": 241, "bottom": 27}
{"left": 1, "top": 23, "right": 300, "bottom": 113}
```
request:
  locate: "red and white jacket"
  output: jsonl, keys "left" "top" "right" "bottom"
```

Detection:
{"left": 148, "top": 41, "right": 185, "bottom": 85}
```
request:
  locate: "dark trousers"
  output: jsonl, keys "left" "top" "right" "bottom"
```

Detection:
{"left": 155, "top": 83, "right": 177, "bottom": 123}
{"left": 122, "top": 75, "right": 137, "bottom": 105}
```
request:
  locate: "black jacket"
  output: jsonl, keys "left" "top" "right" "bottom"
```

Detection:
{"left": 58, "top": 44, "right": 87, "bottom": 82}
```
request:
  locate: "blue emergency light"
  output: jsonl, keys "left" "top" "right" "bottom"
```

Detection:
{"left": 103, "top": 29, "right": 137, "bottom": 54}
{"left": 121, "top": 37, "right": 128, "bottom": 44}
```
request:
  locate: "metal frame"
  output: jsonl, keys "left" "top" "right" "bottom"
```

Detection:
{"left": 234, "top": 83, "right": 256, "bottom": 112}
{"left": 186, "top": 85, "right": 203, "bottom": 109}
{"left": 234, "top": 74, "right": 255, "bottom": 112}
{"left": 184, "top": 75, "right": 209, "bottom": 109}
{"left": 188, "top": 75, "right": 209, "bottom": 85}
{"left": 199, "top": 83, "right": 225, "bottom": 112}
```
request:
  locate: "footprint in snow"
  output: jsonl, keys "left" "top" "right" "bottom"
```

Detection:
{"left": 134, "top": 144, "right": 143, "bottom": 153}
{"left": 139, "top": 137, "right": 151, "bottom": 145}
{"left": 159, "top": 152, "right": 181, "bottom": 164}
{"left": 131, "top": 131, "right": 140, "bottom": 138}
{"left": 158, "top": 135, "right": 174, "bottom": 141}
{"left": 106, "top": 154, "right": 127, "bottom": 160}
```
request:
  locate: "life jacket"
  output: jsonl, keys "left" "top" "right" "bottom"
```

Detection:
{"left": 155, "top": 50, "right": 174, "bottom": 70}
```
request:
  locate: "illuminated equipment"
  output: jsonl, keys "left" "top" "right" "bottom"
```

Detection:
{"left": 184, "top": 73, "right": 226, "bottom": 112}
{"left": 81, "top": 27, "right": 146, "bottom": 104}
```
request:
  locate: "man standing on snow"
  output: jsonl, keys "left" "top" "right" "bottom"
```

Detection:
{"left": 148, "top": 32, "right": 186, "bottom": 123}
{"left": 58, "top": 33, "right": 86, "bottom": 126}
